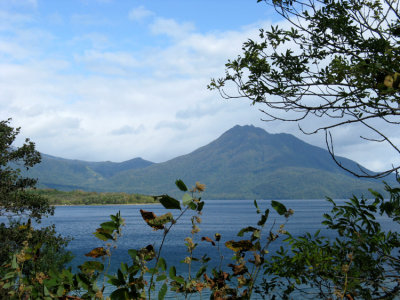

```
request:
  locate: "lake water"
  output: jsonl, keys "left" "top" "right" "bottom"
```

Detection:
{"left": 41, "top": 199, "right": 335, "bottom": 270}
{"left": 6, "top": 199, "right": 397, "bottom": 298}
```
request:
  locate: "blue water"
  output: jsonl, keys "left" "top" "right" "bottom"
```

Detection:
{"left": 5, "top": 199, "right": 397, "bottom": 298}
{"left": 36, "top": 199, "right": 336, "bottom": 298}
{"left": 40, "top": 200, "right": 334, "bottom": 269}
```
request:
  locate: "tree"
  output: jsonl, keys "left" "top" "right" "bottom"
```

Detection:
{"left": 0, "top": 119, "right": 52, "bottom": 220}
{"left": 209, "top": 0, "right": 400, "bottom": 178}
{"left": 0, "top": 119, "right": 70, "bottom": 281}
{"left": 210, "top": 0, "right": 400, "bottom": 298}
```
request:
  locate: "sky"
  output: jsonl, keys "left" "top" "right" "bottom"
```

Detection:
{"left": 0, "top": 0, "right": 398, "bottom": 173}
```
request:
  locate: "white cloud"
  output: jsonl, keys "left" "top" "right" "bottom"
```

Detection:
{"left": 0, "top": 7, "right": 397, "bottom": 172}
{"left": 74, "top": 50, "right": 138, "bottom": 75}
{"left": 150, "top": 17, "right": 195, "bottom": 39}
{"left": 110, "top": 125, "right": 145, "bottom": 135}
{"left": 128, "top": 6, "right": 154, "bottom": 22}
{"left": 69, "top": 33, "right": 110, "bottom": 50}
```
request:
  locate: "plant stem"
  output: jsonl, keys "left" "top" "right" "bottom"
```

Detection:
{"left": 148, "top": 206, "right": 190, "bottom": 300}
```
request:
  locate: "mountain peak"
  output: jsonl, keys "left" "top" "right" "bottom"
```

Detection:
{"left": 226, "top": 124, "right": 268, "bottom": 135}
{"left": 27, "top": 124, "right": 390, "bottom": 199}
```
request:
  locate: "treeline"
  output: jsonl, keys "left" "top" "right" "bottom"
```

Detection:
{"left": 27, "top": 189, "right": 157, "bottom": 205}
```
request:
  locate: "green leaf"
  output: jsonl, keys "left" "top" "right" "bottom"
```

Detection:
{"left": 56, "top": 285, "right": 65, "bottom": 297}
{"left": 93, "top": 231, "right": 113, "bottom": 241}
{"left": 118, "top": 269, "right": 125, "bottom": 282}
{"left": 11, "top": 255, "right": 17, "bottom": 269}
{"left": 197, "top": 201, "right": 205, "bottom": 212}
{"left": 128, "top": 249, "right": 137, "bottom": 260}
{"left": 44, "top": 285, "right": 50, "bottom": 296}
{"left": 108, "top": 276, "right": 124, "bottom": 287}
{"left": 3, "top": 282, "right": 11, "bottom": 289}
{"left": 175, "top": 179, "right": 188, "bottom": 191}
{"left": 254, "top": 200, "right": 260, "bottom": 214}
{"left": 158, "top": 257, "right": 167, "bottom": 271}
{"left": 80, "top": 261, "right": 104, "bottom": 272}
{"left": 174, "top": 276, "right": 185, "bottom": 284}
{"left": 156, "top": 274, "right": 167, "bottom": 281}
{"left": 158, "top": 283, "right": 168, "bottom": 300}
{"left": 237, "top": 226, "right": 258, "bottom": 237}
{"left": 182, "top": 193, "right": 192, "bottom": 206}
{"left": 121, "top": 262, "right": 128, "bottom": 274}
{"left": 196, "top": 265, "right": 207, "bottom": 278}
{"left": 188, "top": 201, "right": 197, "bottom": 210}
{"left": 271, "top": 200, "right": 287, "bottom": 215}
{"left": 258, "top": 209, "right": 269, "bottom": 226}
{"left": 3, "top": 272, "right": 16, "bottom": 280}
{"left": 158, "top": 195, "right": 181, "bottom": 210}
{"left": 110, "top": 288, "right": 129, "bottom": 300}
{"left": 100, "top": 221, "right": 118, "bottom": 231}
{"left": 169, "top": 266, "right": 176, "bottom": 278}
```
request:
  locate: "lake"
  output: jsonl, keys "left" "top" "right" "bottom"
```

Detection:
{"left": 40, "top": 199, "right": 337, "bottom": 298}
{"left": 41, "top": 199, "right": 334, "bottom": 269}
{"left": 7, "top": 199, "right": 396, "bottom": 298}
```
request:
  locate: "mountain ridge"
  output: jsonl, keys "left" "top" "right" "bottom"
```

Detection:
{"left": 26, "top": 125, "right": 392, "bottom": 199}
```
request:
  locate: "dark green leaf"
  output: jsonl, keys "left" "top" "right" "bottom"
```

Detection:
{"left": 158, "top": 195, "right": 181, "bottom": 210}
{"left": 156, "top": 274, "right": 167, "bottom": 281}
{"left": 158, "top": 283, "right": 168, "bottom": 300}
{"left": 196, "top": 265, "right": 207, "bottom": 278}
{"left": 271, "top": 200, "right": 287, "bottom": 215}
{"left": 254, "top": 200, "right": 260, "bottom": 214}
{"left": 110, "top": 288, "right": 129, "bottom": 300}
{"left": 175, "top": 179, "right": 188, "bottom": 191}
{"left": 100, "top": 221, "right": 118, "bottom": 231}
{"left": 197, "top": 201, "right": 205, "bottom": 212}
{"left": 158, "top": 257, "right": 167, "bottom": 271}
{"left": 80, "top": 261, "right": 104, "bottom": 272}
{"left": 169, "top": 266, "right": 176, "bottom": 278}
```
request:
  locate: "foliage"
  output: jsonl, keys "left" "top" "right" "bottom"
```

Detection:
{"left": 209, "top": 0, "right": 400, "bottom": 178}
{"left": 207, "top": 0, "right": 400, "bottom": 298}
{"left": 0, "top": 119, "right": 71, "bottom": 286}
{"left": 0, "top": 118, "right": 52, "bottom": 220}
{"left": 261, "top": 183, "right": 400, "bottom": 299}
{"left": 27, "top": 189, "right": 156, "bottom": 206}
{"left": 0, "top": 180, "right": 293, "bottom": 299}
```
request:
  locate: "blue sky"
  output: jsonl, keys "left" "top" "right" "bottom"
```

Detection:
{"left": 0, "top": 0, "right": 397, "bottom": 172}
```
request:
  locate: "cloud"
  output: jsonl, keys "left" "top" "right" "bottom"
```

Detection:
{"left": 0, "top": 6, "right": 396, "bottom": 170}
{"left": 155, "top": 120, "right": 187, "bottom": 130}
{"left": 110, "top": 125, "right": 145, "bottom": 135}
{"left": 74, "top": 50, "right": 138, "bottom": 75}
{"left": 0, "top": 11, "right": 34, "bottom": 32}
{"left": 150, "top": 17, "right": 195, "bottom": 39}
{"left": 69, "top": 33, "right": 110, "bottom": 50}
{"left": 128, "top": 6, "right": 154, "bottom": 22}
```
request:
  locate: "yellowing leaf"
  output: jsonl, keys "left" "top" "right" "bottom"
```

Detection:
{"left": 140, "top": 209, "right": 173, "bottom": 230}
{"left": 201, "top": 236, "right": 216, "bottom": 246}
{"left": 85, "top": 247, "right": 108, "bottom": 258}
{"left": 225, "top": 240, "right": 256, "bottom": 252}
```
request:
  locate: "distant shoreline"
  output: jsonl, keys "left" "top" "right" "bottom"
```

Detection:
{"left": 27, "top": 189, "right": 157, "bottom": 206}
{"left": 52, "top": 202, "right": 160, "bottom": 207}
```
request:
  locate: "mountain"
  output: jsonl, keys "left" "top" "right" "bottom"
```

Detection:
{"left": 27, "top": 155, "right": 154, "bottom": 191}
{"left": 26, "top": 125, "right": 392, "bottom": 199}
